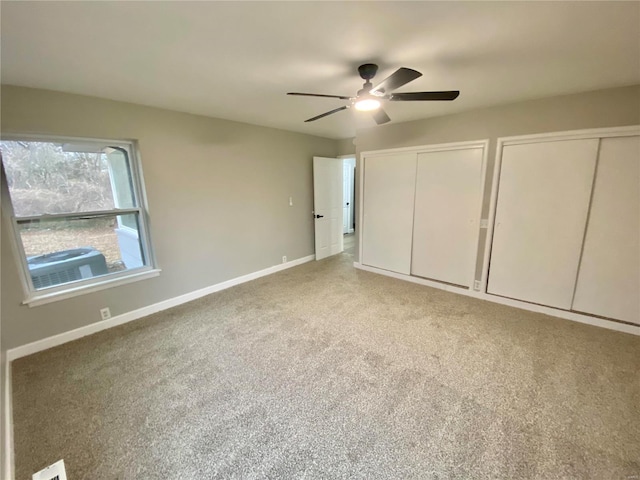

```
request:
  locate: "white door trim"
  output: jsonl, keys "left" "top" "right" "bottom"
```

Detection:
{"left": 495, "top": 125, "right": 640, "bottom": 146}
{"left": 361, "top": 139, "right": 492, "bottom": 157}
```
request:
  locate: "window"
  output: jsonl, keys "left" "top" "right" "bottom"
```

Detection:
{"left": 1, "top": 136, "right": 157, "bottom": 304}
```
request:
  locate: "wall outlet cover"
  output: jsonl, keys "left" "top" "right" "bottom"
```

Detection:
{"left": 33, "top": 459, "right": 67, "bottom": 480}
{"left": 282, "top": 256, "right": 287, "bottom": 263}
{"left": 474, "top": 280, "right": 482, "bottom": 291}
{"left": 100, "top": 307, "right": 111, "bottom": 320}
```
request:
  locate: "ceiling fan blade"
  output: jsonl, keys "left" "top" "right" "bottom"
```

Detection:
{"left": 304, "top": 106, "right": 349, "bottom": 122}
{"left": 372, "top": 107, "right": 391, "bottom": 125}
{"left": 369, "top": 67, "right": 422, "bottom": 96}
{"left": 288, "top": 92, "right": 352, "bottom": 100}
{"left": 389, "top": 91, "right": 460, "bottom": 101}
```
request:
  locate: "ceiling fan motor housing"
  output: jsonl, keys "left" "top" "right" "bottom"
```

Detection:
{"left": 358, "top": 63, "right": 379, "bottom": 80}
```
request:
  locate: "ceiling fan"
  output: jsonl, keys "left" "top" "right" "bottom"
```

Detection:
{"left": 287, "top": 63, "right": 460, "bottom": 125}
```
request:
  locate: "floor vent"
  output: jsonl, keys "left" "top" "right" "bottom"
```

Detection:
{"left": 32, "top": 459, "right": 67, "bottom": 480}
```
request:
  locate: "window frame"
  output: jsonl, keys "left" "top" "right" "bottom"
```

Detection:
{"left": 1, "top": 133, "right": 160, "bottom": 307}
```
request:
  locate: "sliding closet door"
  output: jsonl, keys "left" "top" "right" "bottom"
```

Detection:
{"left": 488, "top": 139, "right": 598, "bottom": 309}
{"left": 411, "top": 148, "right": 483, "bottom": 287}
{"left": 361, "top": 153, "right": 416, "bottom": 274}
{"left": 572, "top": 136, "right": 640, "bottom": 323}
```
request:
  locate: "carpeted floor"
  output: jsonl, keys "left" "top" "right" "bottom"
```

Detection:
{"left": 343, "top": 233, "right": 355, "bottom": 255}
{"left": 12, "top": 250, "right": 640, "bottom": 479}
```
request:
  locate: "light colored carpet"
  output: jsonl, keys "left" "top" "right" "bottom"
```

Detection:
{"left": 343, "top": 233, "right": 355, "bottom": 255}
{"left": 12, "top": 250, "right": 640, "bottom": 479}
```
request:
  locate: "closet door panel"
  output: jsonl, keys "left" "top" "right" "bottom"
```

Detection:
{"left": 411, "top": 148, "right": 483, "bottom": 286}
{"left": 361, "top": 153, "right": 417, "bottom": 274}
{"left": 487, "top": 139, "right": 598, "bottom": 308}
{"left": 572, "top": 136, "right": 640, "bottom": 323}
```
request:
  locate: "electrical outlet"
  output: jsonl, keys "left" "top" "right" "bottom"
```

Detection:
{"left": 282, "top": 256, "right": 287, "bottom": 263}
{"left": 473, "top": 280, "right": 481, "bottom": 291}
{"left": 100, "top": 307, "right": 111, "bottom": 321}
{"left": 480, "top": 219, "right": 489, "bottom": 228}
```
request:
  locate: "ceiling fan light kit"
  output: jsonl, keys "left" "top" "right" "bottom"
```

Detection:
{"left": 288, "top": 63, "right": 460, "bottom": 125}
{"left": 354, "top": 96, "right": 381, "bottom": 111}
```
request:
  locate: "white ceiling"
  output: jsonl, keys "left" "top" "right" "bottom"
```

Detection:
{"left": 2, "top": 1, "right": 639, "bottom": 139}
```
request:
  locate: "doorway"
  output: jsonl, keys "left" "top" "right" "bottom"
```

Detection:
{"left": 342, "top": 156, "right": 356, "bottom": 255}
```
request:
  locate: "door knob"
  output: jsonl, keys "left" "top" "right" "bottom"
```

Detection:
{"left": 314, "top": 214, "right": 324, "bottom": 218}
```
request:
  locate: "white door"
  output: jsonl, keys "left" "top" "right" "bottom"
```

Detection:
{"left": 361, "top": 153, "right": 417, "bottom": 274}
{"left": 572, "top": 135, "right": 640, "bottom": 323}
{"left": 313, "top": 156, "right": 343, "bottom": 260}
{"left": 487, "top": 139, "right": 598, "bottom": 309}
{"left": 411, "top": 148, "right": 484, "bottom": 287}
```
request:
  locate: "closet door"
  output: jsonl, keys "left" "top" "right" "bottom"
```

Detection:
{"left": 361, "top": 153, "right": 416, "bottom": 274}
{"left": 488, "top": 139, "right": 598, "bottom": 308}
{"left": 572, "top": 136, "right": 640, "bottom": 324}
{"left": 411, "top": 148, "right": 483, "bottom": 287}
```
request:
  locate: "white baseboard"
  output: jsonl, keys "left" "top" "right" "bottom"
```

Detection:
{"left": 354, "top": 262, "right": 640, "bottom": 336}
{"left": 7, "top": 255, "right": 315, "bottom": 361}
{"left": 2, "top": 354, "right": 14, "bottom": 480}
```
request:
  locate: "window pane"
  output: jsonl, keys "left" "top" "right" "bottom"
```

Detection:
{"left": 0, "top": 140, "right": 135, "bottom": 217}
{"left": 19, "top": 214, "right": 145, "bottom": 290}
{"left": 106, "top": 147, "right": 136, "bottom": 211}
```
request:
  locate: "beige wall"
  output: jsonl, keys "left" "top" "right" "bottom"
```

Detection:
{"left": 1, "top": 85, "right": 338, "bottom": 350}
{"left": 0, "top": 351, "right": 5, "bottom": 477}
{"left": 354, "top": 85, "right": 640, "bottom": 265}
{"left": 336, "top": 137, "right": 355, "bottom": 156}
{"left": 356, "top": 85, "right": 640, "bottom": 154}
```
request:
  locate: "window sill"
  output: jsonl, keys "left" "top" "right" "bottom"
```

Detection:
{"left": 23, "top": 268, "right": 162, "bottom": 307}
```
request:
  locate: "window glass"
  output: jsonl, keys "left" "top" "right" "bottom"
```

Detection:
{"left": 18, "top": 214, "right": 145, "bottom": 289}
{"left": 1, "top": 138, "right": 151, "bottom": 294}
{"left": 2, "top": 140, "right": 135, "bottom": 216}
